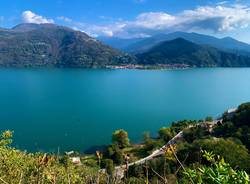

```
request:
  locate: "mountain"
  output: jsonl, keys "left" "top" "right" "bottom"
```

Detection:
{"left": 122, "top": 32, "right": 250, "bottom": 55}
{"left": 97, "top": 36, "right": 144, "bottom": 50}
{"left": 137, "top": 38, "right": 250, "bottom": 67}
{"left": 0, "top": 23, "right": 135, "bottom": 68}
{"left": 1, "top": 24, "right": 250, "bottom": 68}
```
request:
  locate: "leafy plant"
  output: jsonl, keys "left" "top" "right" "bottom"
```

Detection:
{"left": 183, "top": 151, "right": 249, "bottom": 184}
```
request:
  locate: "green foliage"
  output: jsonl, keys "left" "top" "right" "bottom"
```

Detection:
{"left": 1, "top": 102, "right": 250, "bottom": 183}
{"left": 0, "top": 131, "right": 105, "bottom": 183}
{"left": 140, "top": 139, "right": 163, "bottom": 157}
{"left": 139, "top": 131, "right": 163, "bottom": 157}
{"left": 158, "top": 127, "right": 175, "bottom": 143}
{"left": 177, "top": 138, "right": 250, "bottom": 172}
{"left": 0, "top": 146, "right": 101, "bottom": 183}
{"left": 214, "top": 102, "right": 250, "bottom": 150}
{"left": 183, "top": 151, "right": 249, "bottom": 184}
{"left": 205, "top": 116, "right": 213, "bottom": 122}
{"left": 106, "top": 144, "right": 124, "bottom": 165}
{"left": 104, "top": 159, "right": 114, "bottom": 176}
{"left": 0, "top": 130, "right": 13, "bottom": 147}
{"left": 112, "top": 129, "right": 130, "bottom": 148}
{"left": 171, "top": 120, "right": 197, "bottom": 132}
{"left": 143, "top": 131, "right": 151, "bottom": 144}
{"left": 183, "top": 125, "right": 210, "bottom": 143}
{"left": 137, "top": 38, "right": 250, "bottom": 67}
{"left": 125, "top": 177, "right": 145, "bottom": 184}
{"left": 128, "top": 164, "right": 145, "bottom": 178}
{"left": 194, "top": 138, "right": 250, "bottom": 172}
{"left": 0, "top": 23, "right": 136, "bottom": 68}
{"left": 233, "top": 102, "right": 250, "bottom": 126}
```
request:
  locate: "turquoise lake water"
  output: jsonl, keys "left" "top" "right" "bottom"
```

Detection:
{"left": 0, "top": 68, "right": 250, "bottom": 153}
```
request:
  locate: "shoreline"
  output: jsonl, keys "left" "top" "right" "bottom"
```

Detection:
{"left": 105, "top": 64, "right": 191, "bottom": 70}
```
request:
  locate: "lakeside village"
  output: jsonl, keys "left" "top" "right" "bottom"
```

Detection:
{"left": 106, "top": 64, "right": 190, "bottom": 70}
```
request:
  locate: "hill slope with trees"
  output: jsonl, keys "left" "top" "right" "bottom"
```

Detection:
{"left": 137, "top": 38, "right": 250, "bottom": 67}
{"left": 116, "top": 31, "right": 250, "bottom": 55}
{"left": 0, "top": 23, "right": 135, "bottom": 68}
{"left": 1, "top": 24, "right": 250, "bottom": 68}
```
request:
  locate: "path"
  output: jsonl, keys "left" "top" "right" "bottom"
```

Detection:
{"left": 112, "top": 120, "right": 220, "bottom": 179}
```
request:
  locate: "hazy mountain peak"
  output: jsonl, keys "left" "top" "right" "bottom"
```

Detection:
{"left": 111, "top": 31, "right": 250, "bottom": 54}
{"left": 166, "top": 37, "right": 193, "bottom": 43}
{"left": 12, "top": 23, "right": 75, "bottom": 33}
{"left": 12, "top": 23, "right": 51, "bottom": 32}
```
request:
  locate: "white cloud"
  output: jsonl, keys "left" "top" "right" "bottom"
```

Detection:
{"left": 216, "top": 1, "right": 229, "bottom": 5}
{"left": 133, "top": 12, "right": 175, "bottom": 29}
{"left": 58, "top": 4, "right": 250, "bottom": 38}
{"left": 22, "top": 10, "right": 54, "bottom": 24}
{"left": 57, "top": 16, "right": 73, "bottom": 23}
{"left": 180, "top": 5, "right": 250, "bottom": 32}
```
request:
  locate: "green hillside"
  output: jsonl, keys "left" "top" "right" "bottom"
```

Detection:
{"left": 0, "top": 23, "right": 135, "bottom": 68}
{"left": 137, "top": 38, "right": 250, "bottom": 67}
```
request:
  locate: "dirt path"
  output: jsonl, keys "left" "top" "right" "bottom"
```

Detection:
{"left": 109, "top": 120, "right": 220, "bottom": 179}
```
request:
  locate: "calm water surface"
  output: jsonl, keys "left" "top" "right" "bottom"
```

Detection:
{"left": 0, "top": 68, "right": 250, "bottom": 152}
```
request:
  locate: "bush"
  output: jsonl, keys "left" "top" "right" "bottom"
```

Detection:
{"left": 183, "top": 151, "right": 249, "bottom": 184}
{"left": 158, "top": 127, "right": 174, "bottom": 143}
{"left": 183, "top": 126, "right": 210, "bottom": 143}
{"left": 205, "top": 116, "right": 213, "bottom": 122}
{"left": 194, "top": 138, "right": 250, "bottom": 172}
{"left": 112, "top": 129, "right": 130, "bottom": 148}
{"left": 104, "top": 159, "right": 114, "bottom": 176}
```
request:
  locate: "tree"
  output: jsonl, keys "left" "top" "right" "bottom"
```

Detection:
{"left": 112, "top": 129, "right": 130, "bottom": 148}
{"left": 183, "top": 126, "right": 209, "bottom": 143}
{"left": 233, "top": 102, "right": 250, "bottom": 127}
{"left": 214, "top": 102, "right": 250, "bottom": 150}
{"left": 193, "top": 138, "right": 250, "bottom": 172}
{"left": 143, "top": 131, "right": 151, "bottom": 144}
{"left": 158, "top": 127, "right": 174, "bottom": 143}
{"left": 106, "top": 144, "right": 124, "bottom": 164}
{"left": 205, "top": 116, "right": 213, "bottom": 122}
{"left": 113, "top": 149, "right": 124, "bottom": 165}
{"left": 105, "top": 159, "right": 114, "bottom": 177}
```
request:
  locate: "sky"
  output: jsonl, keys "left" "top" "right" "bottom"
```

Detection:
{"left": 1, "top": 0, "right": 250, "bottom": 42}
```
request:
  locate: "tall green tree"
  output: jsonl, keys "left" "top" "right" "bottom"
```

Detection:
{"left": 112, "top": 129, "right": 130, "bottom": 148}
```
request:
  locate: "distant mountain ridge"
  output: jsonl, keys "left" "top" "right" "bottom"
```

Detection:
{"left": 97, "top": 36, "right": 144, "bottom": 50}
{"left": 100, "top": 32, "right": 250, "bottom": 55}
{"left": 0, "top": 24, "right": 250, "bottom": 68}
{"left": 137, "top": 38, "right": 250, "bottom": 67}
{"left": 0, "top": 23, "right": 135, "bottom": 67}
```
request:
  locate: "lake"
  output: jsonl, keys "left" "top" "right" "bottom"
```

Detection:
{"left": 0, "top": 68, "right": 250, "bottom": 153}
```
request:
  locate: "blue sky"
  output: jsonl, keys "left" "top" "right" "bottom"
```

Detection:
{"left": 1, "top": 0, "right": 250, "bottom": 42}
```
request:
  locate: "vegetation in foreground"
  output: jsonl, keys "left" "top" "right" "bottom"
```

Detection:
{"left": 0, "top": 102, "right": 250, "bottom": 183}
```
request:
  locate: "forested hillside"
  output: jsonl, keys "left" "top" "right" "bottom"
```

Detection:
{"left": 137, "top": 38, "right": 250, "bottom": 67}
{"left": 0, "top": 23, "right": 135, "bottom": 68}
{"left": 1, "top": 24, "right": 250, "bottom": 68}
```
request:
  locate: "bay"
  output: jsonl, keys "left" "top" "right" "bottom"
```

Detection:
{"left": 0, "top": 68, "right": 250, "bottom": 153}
